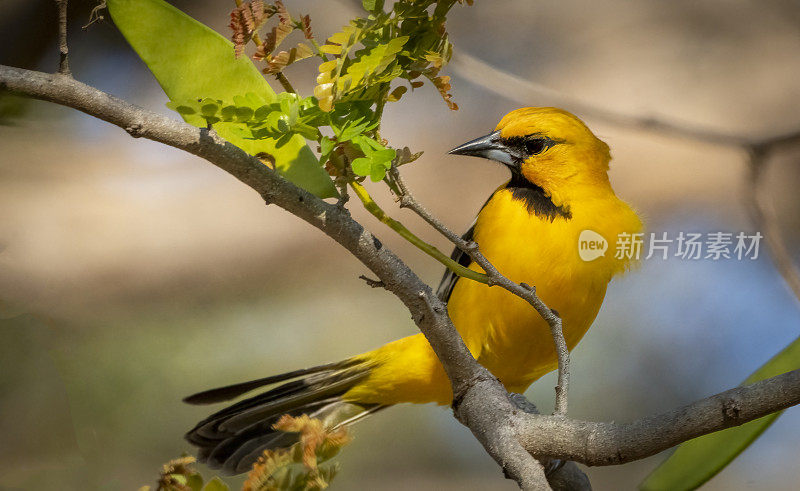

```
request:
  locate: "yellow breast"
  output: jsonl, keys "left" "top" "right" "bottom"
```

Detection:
{"left": 344, "top": 185, "right": 641, "bottom": 406}
{"left": 447, "top": 187, "right": 642, "bottom": 390}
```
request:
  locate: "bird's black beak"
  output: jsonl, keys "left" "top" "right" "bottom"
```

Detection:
{"left": 448, "top": 130, "right": 503, "bottom": 157}
{"left": 448, "top": 130, "right": 518, "bottom": 168}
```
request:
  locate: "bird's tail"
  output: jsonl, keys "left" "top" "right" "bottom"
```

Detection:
{"left": 184, "top": 357, "right": 385, "bottom": 475}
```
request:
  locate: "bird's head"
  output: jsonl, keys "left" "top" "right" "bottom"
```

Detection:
{"left": 449, "top": 107, "right": 613, "bottom": 208}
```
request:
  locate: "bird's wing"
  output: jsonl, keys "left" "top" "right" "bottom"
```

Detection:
{"left": 436, "top": 189, "right": 501, "bottom": 302}
{"left": 436, "top": 222, "right": 475, "bottom": 302}
{"left": 183, "top": 359, "right": 364, "bottom": 405}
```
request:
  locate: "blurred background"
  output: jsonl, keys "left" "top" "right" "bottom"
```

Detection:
{"left": 2, "top": 0, "right": 800, "bottom": 489}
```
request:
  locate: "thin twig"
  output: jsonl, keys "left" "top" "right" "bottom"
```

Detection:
{"left": 358, "top": 274, "right": 385, "bottom": 288}
{"left": 309, "top": 38, "right": 330, "bottom": 62}
{"left": 451, "top": 52, "right": 755, "bottom": 147}
{"left": 348, "top": 179, "right": 490, "bottom": 285}
{"left": 389, "top": 165, "right": 570, "bottom": 415}
{"left": 82, "top": 1, "right": 106, "bottom": 30}
{"left": 233, "top": 0, "right": 297, "bottom": 94}
{"left": 334, "top": 175, "right": 350, "bottom": 208}
{"left": 275, "top": 72, "right": 296, "bottom": 94}
{"left": 55, "top": 0, "right": 71, "bottom": 76}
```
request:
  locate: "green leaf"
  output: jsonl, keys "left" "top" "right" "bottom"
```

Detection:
{"left": 166, "top": 101, "right": 198, "bottom": 116}
{"left": 640, "top": 335, "right": 800, "bottom": 491}
{"left": 293, "top": 122, "right": 320, "bottom": 141}
{"left": 341, "top": 36, "right": 409, "bottom": 92}
{"left": 186, "top": 473, "right": 204, "bottom": 491}
{"left": 106, "top": 0, "right": 336, "bottom": 198}
{"left": 350, "top": 157, "right": 372, "bottom": 176}
{"left": 336, "top": 116, "right": 379, "bottom": 143}
{"left": 361, "top": 0, "right": 383, "bottom": 13}
{"left": 219, "top": 105, "right": 236, "bottom": 121}
{"left": 253, "top": 105, "right": 271, "bottom": 122}
{"left": 369, "top": 163, "right": 387, "bottom": 182}
{"left": 373, "top": 148, "right": 396, "bottom": 163}
{"left": 200, "top": 477, "right": 229, "bottom": 491}
{"left": 200, "top": 100, "right": 220, "bottom": 117}
{"left": 235, "top": 106, "right": 254, "bottom": 122}
{"left": 362, "top": 0, "right": 384, "bottom": 13}
{"left": 169, "top": 474, "right": 188, "bottom": 485}
{"left": 320, "top": 137, "right": 336, "bottom": 156}
{"left": 319, "top": 44, "right": 343, "bottom": 55}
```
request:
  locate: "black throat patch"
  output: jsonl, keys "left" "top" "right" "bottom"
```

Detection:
{"left": 506, "top": 172, "right": 572, "bottom": 221}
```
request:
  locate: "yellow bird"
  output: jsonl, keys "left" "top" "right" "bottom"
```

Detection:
{"left": 185, "top": 107, "right": 643, "bottom": 473}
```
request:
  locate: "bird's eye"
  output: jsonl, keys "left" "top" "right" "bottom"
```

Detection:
{"left": 524, "top": 139, "right": 548, "bottom": 155}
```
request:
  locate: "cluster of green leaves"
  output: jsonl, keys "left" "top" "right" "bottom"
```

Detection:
{"left": 231, "top": 0, "right": 470, "bottom": 184}
{"left": 166, "top": 92, "right": 323, "bottom": 142}
{"left": 107, "top": 0, "right": 337, "bottom": 198}
{"left": 314, "top": 33, "right": 408, "bottom": 112}
{"left": 163, "top": 92, "right": 401, "bottom": 181}
{"left": 314, "top": 0, "right": 469, "bottom": 112}
{"left": 113, "top": 0, "right": 471, "bottom": 193}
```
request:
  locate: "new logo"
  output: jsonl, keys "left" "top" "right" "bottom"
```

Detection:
{"left": 578, "top": 230, "right": 608, "bottom": 262}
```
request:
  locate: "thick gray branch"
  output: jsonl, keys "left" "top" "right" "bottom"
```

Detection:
{"left": 516, "top": 368, "right": 800, "bottom": 465}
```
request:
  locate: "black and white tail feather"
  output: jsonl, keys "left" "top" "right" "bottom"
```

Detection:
{"left": 184, "top": 214, "right": 482, "bottom": 475}
{"left": 184, "top": 358, "right": 384, "bottom": 475}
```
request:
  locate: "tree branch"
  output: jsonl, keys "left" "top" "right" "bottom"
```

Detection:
{"left": 358, "top": 274, "right": 385, "bottom": 289}
{"left": 451, "top": 52, "right": 778, "bottom": 147}
{"left": 516, "top": 368, "right": 800, "bottom": 465}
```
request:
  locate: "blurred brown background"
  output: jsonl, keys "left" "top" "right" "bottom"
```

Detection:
{"left": 2, "top": 0, "right": 800, "bottom": 489}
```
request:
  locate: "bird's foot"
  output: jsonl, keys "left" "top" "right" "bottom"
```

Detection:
{"left": 544, "top": 458, "right": 566, "bottom": 477}
{"left": 509, "top": 392, "right": 539, "bottom": 414}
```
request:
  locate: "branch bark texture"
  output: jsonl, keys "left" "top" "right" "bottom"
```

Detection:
{"left": 55, "top": 0, "right": 71, "bottom": 76}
